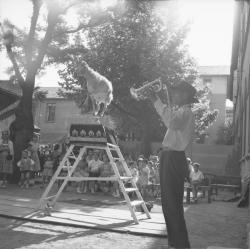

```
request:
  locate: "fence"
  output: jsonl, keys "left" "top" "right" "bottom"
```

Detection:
{"left": 120, "top": 141, "right": 234, "bottom": 176}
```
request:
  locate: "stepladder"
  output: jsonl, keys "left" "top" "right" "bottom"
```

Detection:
{"left": 38, "top": 142, "right": 151, "bottom": 224}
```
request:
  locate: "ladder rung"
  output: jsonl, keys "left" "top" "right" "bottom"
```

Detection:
{"left": 56, "top": 176, "right": 118, "bottom": 181}
{"left": 130, "top": 200, "right": 144, "bottom": 206}
{"left": 43, "top": 195, "right": 57, "bottom": 200}
{"left": 107, "top": 143, "right": 118, "bottom": 148}
{"left": 125, "top": 188, "right": 137, "bottom": 192}
{"left": 68, "top": 156, "right": 77, "bottom": 159}
{"left": 113, "top": 158, "right": 124, "bottom": 161}
{"left": 120, "top": 176, "right": 133, "bottom": 181}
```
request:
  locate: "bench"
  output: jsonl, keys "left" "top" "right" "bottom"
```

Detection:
{"left": 185, "top": 173, "right": 216, "bottom": 204}
{"left": 210, "top": 175, "right": 241, "bottom": 196}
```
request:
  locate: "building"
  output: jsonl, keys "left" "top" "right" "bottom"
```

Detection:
{"left": 34, "top": 87, "right": 82, "bottom": 143}
{"left": 0, "top": 80, "right": 21, "bottom": 134}
{"left": 229, "top": 1, "right": 250, "bottom": 183}
{"left": 198, "top": 65, "right": 230, "bottom": 144}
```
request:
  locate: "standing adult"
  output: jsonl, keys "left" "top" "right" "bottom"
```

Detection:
{"left": 29, "top": 133, "right": 41, "bottom": 183}
{"left": 150, "top": 81, "right": 198, "bottom": 248}
{"left": 0, "top": 130, "right": 14, "bottom": 188}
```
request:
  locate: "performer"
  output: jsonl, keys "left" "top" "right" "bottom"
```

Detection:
{"left": 150, "top": 81, "right": 198, "bottom": 249}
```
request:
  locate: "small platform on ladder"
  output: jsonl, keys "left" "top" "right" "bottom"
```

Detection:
{"left": 38, "top": 122, "right": 151, "bottom": 224}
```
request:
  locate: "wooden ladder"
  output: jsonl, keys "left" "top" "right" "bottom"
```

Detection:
{"left": 38, "top": 143, "right": 151, "bottom": 224}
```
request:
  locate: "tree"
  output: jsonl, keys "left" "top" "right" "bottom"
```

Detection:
{"left": 215, "top": 121, "right": 234, "bottom": 145}
{"left": 1, "top": 0, "right": 116, "bottom": 182}
{"left": 58, "top": 1, "right": 218, "bottom": 156}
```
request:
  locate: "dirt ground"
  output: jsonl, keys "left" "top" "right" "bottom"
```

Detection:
{"left": 0, "top": 217, "right": 168, "bottom": 249}
{"left": 0, "top": 184, "right": 249, "bottom": 249}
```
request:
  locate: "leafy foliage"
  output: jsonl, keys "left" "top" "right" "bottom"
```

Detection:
{"left": 215, "top": 121, "right": 234, "bottom": 145}
{"left": 58, "top": 1, "right": 217, "bottom": 143}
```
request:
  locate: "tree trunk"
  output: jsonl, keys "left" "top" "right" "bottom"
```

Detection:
{"left": 10, "top": 79, "right": 34, "bottom": 183}
{"left": 140, "top": 126, "right": 152, "bottom": 157}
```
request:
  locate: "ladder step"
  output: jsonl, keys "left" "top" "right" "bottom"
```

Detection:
{"left": 120, "top": 176, "right": 133, "bottom": 181}
{"left": 113, "top": 158, "right": 124, "bottom": 161}
{"left": 68, "top": 156, "right": 77, "bottom": 159}
{"left": 56, "top": 176, "right": 118, "bottom": 181}
{"left": 43, "top": 195, "right": 57, "bottom": 200}
{"left": 125, "top": 187, "right": 138, "bottom": 192}
{"left": 107, "top": 143, "right": 118, "bottom": 148}
{"left": 130, "top": 200, "right": 144, "bottom": 206}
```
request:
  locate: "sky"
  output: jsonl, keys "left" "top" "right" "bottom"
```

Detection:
{"left": 0, "top": 0, "right": 235, "bottom": 87}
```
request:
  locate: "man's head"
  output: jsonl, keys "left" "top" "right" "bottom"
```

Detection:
{"left": 170, "top": 81, "right": 198, "bottom": 106}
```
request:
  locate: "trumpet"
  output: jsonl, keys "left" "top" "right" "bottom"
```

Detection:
{"left": 130, "top": 78, "right": 171, "bottom": 106}
{"left": 130, "top": 78, "right": 162, "bottom": 101}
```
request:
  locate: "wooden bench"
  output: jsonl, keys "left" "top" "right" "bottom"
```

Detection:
{"left": 210, "top": 175, "right": 241, "bottom": 196}
{"left": 185, "top": 173, "right": 216, "bottom": 204}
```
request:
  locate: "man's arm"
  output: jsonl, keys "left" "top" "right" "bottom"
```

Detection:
{"left": 149, "top": 94, "right": 171, "bottom": 127}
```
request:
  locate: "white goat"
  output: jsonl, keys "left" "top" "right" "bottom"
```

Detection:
{"left": 78, "top": 61, "right": 113, "bottom": 116}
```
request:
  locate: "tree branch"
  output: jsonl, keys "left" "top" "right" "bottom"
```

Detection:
{"left": 111, "top": 101, "right": 142, "bottom": 126}
{"left": 47, "top": 46, "right": 89, "bottom": 60}
{"left": 33, "top": 12, "right": 58, "bottom": 75}
{"left": 26, "top": 0, "right": 42, "bottom": 65}
{"left": 6, "top": 49, "right": 25, "bottom": 86}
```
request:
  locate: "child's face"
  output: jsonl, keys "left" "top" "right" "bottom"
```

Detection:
{"left": 22, "top": 151, "right": 28, "bottom": 159}
{"left": 94, "top": 153, "right": 99, "bottom": 160}
{"left": 194, "top": 165, "right": 199, "bottom": 172}
{"left": 33, "top": 136, "right": 38, "bottom": 142}
{"left": 103, "top": 154, "right": 108, "bottom": 162}
{"left": 138, "top": 161, "right": 143, "bottom": 168}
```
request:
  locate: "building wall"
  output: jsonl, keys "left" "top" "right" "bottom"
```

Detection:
{"left": 34, "top": 99, "right": 81, "bottom": 142}
{"left": 230, "top": 1, "right": 250, "bottom": 183}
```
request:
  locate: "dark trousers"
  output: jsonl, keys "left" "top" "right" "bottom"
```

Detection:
{"left": 160, "top": 150, "right": 190, "bottom": 248}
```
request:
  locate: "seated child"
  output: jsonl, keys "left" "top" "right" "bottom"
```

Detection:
{"left": 137, "top": 158, "right": 150, "bottom": 197}
{"left": 129, "top": 161, "right": 139, "bottom": 183}
{"left": 74, "top": 154, "right": 89, "bottom": 193}
{"left": 88, "top": 150, "right": 103, "bottom": 193}
{"left": 17, "top": 150, "right": 35, "bottom": 189}
{"left": 41, "top": 155, "right": 54, "bottom": 187}
{"left": 99, "top": 153, "right": 113, "bottom": 193}
{"left": 190, "top": 162, "right": 204, "bottom": 203}
{"left": 111, "top": 160, "right": 125, "bottom": 198}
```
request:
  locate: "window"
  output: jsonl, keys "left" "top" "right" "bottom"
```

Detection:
{"left": 46, "top": 103, "right": 56, "bottom": 122}
{"left": 203, "top": 78, "right": 212, "bottom": 84}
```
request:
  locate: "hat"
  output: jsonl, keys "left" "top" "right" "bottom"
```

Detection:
{"left": 171, "top": 81, "right": 199, "bottom": 103}
{"left": 193, "top": 162, "right": 200, "bottom": 168}
{"left": 137, "top": 157, "right": 148, "bottom": 163}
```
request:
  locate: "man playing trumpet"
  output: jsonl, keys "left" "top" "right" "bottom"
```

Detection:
{"left": 149, "top": 80, "right": 198, "bottom": 249}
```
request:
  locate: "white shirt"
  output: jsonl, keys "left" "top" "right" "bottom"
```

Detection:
{"left": 88, "top": 159, "right": 103, "bottom": 172}
{"left": 154, "top": 97, "right": 195, "bottom": 151}
{"left": 190, "top": 170, "right": 204, "bottom": 182}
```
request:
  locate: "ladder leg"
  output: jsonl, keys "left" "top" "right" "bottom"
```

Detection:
{"left": 38, "top": 146, "right": 86, "bottom": 210}
{"left": 106, "top": 146, "right": 151, "bottom": 223}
